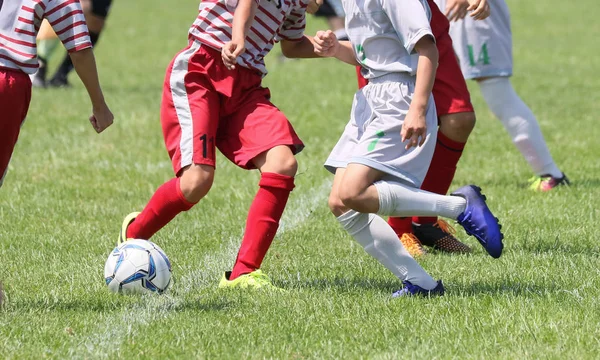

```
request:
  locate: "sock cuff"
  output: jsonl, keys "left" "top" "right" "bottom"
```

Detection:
{"left": 437, "top": 131, "right": 466, "bottom": 152}
{"left": 175, "top": 177, "right": 197, "bottom": 209}
{"left": 259, "top": 172, "right": 295, "bottom": 191}
{"left": 337, "top": 210, "right": 370, "bottom": 236}
{"left": 374, "top": 181, "right": 393, "bottom": 216}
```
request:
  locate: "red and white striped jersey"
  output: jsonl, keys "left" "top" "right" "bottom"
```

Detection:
{"left": 0, "top": 0, "right": 91, "bottom": 74}
{"left": 190, "top": 0, "right": 309, "bottom": 75}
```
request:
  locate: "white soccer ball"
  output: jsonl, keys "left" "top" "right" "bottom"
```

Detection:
{"left": 104, "top": 239, "right": 172, "bottom": 294}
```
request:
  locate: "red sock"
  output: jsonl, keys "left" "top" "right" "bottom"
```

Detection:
{"left": 413, "top": 131, "right": 465, "bottom": 225}
{"left": 387, "top": 217, "right": 413, "bottom": 236}
{"left": 127, "top": 177, "right": 196, "bottom": 240}
{"left": 230, "top": 172, "right": 295, "bottom": 280}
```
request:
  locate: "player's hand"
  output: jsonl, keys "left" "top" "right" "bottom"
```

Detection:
{"left": 467, "top": 0, "right": 490, "bottom": 20}
{"left": 222, "top": 38, "right": 245, "bottom": 70}
{"left": 90, "top": 103, "right": 114, "bottom": 134}
{"left": 313, "top": 30, "right": 339, "bottom": 57}
{"left": 445, "top": 0, "right": 470, "bottom": 22}
{"left": 401, "top": 111, "right": 427, "bottom": 150}
{"left": 306, "top": 0, "right": 323, "bottom": 15}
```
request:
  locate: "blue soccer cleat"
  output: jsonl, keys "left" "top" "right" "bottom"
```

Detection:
{"left": 451, "top": 185, "right": 504, "bottom": 258}
{"left": 392, "top": 280, "right": 445, "bottom": 298}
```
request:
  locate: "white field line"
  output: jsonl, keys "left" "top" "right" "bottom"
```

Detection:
{"left": 70, "top": 179, "right": 332, "bottom": 359}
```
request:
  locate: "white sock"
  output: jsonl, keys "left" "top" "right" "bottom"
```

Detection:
{"left": 337, "top": 210, "right": 438, "bottom": 290}
{"left": 374, "top": 181, "right": 466, "bottom": 219}
{"left": 479, "top": 77, "right": 562, "bottom": 178}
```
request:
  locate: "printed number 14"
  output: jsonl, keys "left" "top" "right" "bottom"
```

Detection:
{"left": 468, "top": 43, "right": 490, "bottom": 66}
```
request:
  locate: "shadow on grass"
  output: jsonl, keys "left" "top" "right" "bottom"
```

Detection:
{"left": 290, "top": 276, "right": 400, "bottom": 293}
{"left": 518, "top": 239, "right": 600, "bottom": 256}
{"left": 289, "top": 276, "right": 556, "bottom": 298}
{"left": 453, "top": 280, "right": 556, "bottom": 297}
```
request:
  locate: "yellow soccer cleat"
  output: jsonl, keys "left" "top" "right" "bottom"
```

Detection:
{"left": 218, "top": 270, "right": 283, "bottom": 291}
{"left": 399, "top": 233, "right": 427, "bottom": 258}
{"left": 117, "top": 212, "right": 141, "bottom": 245}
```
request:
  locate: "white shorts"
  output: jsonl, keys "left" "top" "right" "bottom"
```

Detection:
{"left": 443, "top": 0, "right": 513, "bottom": 79}
{"left": 324, "top": 73, "right": 438, "bottom": 187}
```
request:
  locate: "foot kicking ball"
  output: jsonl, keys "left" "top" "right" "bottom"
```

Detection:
{"left": 104, "top": 239, "right": 172, "bottom": 294}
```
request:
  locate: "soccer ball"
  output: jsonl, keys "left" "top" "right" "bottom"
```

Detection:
{"left": 104, "top": 239, "right": 172, "bottom": 294}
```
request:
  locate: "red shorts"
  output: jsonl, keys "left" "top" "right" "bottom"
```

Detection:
{"left": 0, "top": 68, "right": 31, "bottom": 186}
{"left": 427, "top": 0, "right": 474, "bottom": 116}
{"left": 161, "top": 42, "right": 304, "bottom": 175}
{"left": 356, "top": 0, "right": 474, "bottom": 117}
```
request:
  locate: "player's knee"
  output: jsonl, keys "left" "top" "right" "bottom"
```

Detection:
{"left": 328, "top": 191, "right": 347, "bottom": 217}
{"left": 439, "top": 112, "right": 476, "bottom": 140}
{"left": 268, "top": 153, "right": 298, "bottom": 177}
{"left": 179, "top": 164, "right": 214, "bottom": 203}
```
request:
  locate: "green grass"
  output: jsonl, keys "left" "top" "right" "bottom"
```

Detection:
{"left": 2, "top": 0, "right": 600, "bottom": 358}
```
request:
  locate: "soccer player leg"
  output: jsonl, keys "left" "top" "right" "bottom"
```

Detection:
{"left": 328, "top": 168, "right": 439, "bottom": 291}
{"left": 0, "top": 69, "right": 32, "bottom": 189}
{"left": 477, "top": 76, "right": 566, "bottom": 189}
{"left": 123, "top": 48, "right": 215, "bottom": 242}
{"left": 325, "top": 89, "right": 439, "bottom": 290}
{"left": 220, "top": 86, "right": 302, "bottom": 281}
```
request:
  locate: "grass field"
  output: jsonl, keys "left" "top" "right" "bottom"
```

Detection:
{"left": 2, "top": 0, "right": 600, "bottom": 358}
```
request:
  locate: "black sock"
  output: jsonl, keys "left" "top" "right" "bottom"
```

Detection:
{"left": 54, "top": 31, "right": 101, "bottom": 79}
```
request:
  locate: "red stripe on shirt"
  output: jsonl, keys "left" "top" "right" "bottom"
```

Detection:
{"left": 49, "top": 9, "right": 85, "bottom": 27}
{"left": 14, "top": 28, "right": 36, "bottom": 37}
{"left": 258, "top": 5, "right": 281, "bottom": 25}
{"left": 206, "top": 8, "right": 232, "bottom": 27}
{"left": 54, "top": 20, "right": 87, "bottom": 36}
{"left": 18, "top": 16, "right": 35, "bottom": 25}
{"left": 0, "top": 42, "right": 36, "bottom": 59}
{"left": 69, "top": 42, "right": 92, "bottom": 52}
{"left": 45, "top": 0, "right": 78, "bottom": 17}
{"left": 0, "top": 33, "right": 36, "bottom": 47}
{"left": 253, "top": 16, "right": 276, "bottom": 37}
{"left": 60, "top": 31, "right": 91, "bottom": 48}
{"left": 0, "top": 54, "right": 38, "bottom": 68}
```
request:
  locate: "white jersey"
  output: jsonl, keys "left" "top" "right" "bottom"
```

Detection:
{"left": 0, "top": 0, "right": 91, "bottom": 74}
{"left": 342, "top": 0, "right": 433, "bottom": 78}
{"left": 190, "top": 0, "right": 308, "bottom": 75}
{"left": 434, "top": 0, "right": 513, "bottom": 79}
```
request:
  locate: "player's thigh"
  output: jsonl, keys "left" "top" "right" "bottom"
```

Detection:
{"left": 218, "top": 88, "right": 303, "bottom": 170}
{"left": 161, "top": 47, "right": 220, "bottom": 176}
{"left": 0, "top": 70, "right": 31, "bottom": 184}
{"left": 433, "top": 27, "right": 474, "bottom": 117}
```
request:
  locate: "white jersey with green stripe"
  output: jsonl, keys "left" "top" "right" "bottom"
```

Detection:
{"left": 343, "top": 0, "right": 433, "bottom": 79}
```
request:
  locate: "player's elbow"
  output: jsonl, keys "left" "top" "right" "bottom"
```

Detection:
{"left": 280, "top": 41, "right": 297, "bottom": 58}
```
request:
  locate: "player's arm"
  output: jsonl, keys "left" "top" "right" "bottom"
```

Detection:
{"left": 402, "top": 35, "right": 438, "bottom": 149}
{"left": 46, "top": 0, "right": 113, "bottom": 133}
{"left": 282, "top": 31, "right": 358, "bottom": 65}
{"left": 70, "top": 49, "right": 113, "bottom": 133}
{"left": 280, "top": 36, "right": 322, "bottom": 58}
{"left": 222, "top": 0, "right": 259, "bottom": 70}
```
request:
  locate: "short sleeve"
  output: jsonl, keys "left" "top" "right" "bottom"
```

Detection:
{"left": 275, "top": 5, "right": 306, "bottom": 42}
{"left": 381, "top": 0, "right": 433, "bottom": 53}
{"left": 45, "top": 0, "right": 91, "bottom": 52}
